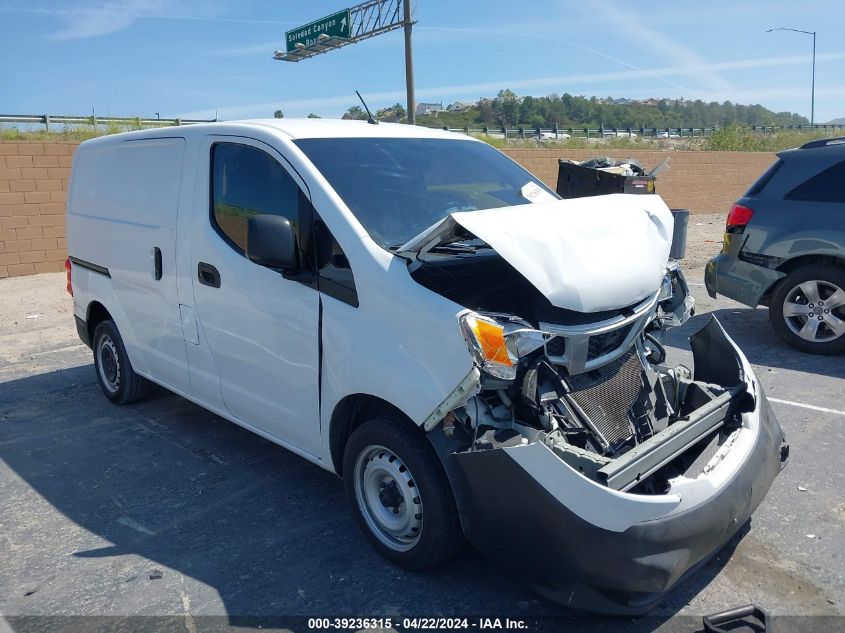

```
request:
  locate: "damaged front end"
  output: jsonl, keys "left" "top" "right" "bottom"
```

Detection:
{"left": 425, "top": 270, "right": 788, "bottom": 614}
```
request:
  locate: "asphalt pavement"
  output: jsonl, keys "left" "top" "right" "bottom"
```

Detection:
{"left": 0, "top": 271, "right": 843, "bottom": 633}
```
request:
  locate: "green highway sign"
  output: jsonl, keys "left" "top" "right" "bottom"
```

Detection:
{"left": 285, "top": 9, "right": 351, "bottom": 52}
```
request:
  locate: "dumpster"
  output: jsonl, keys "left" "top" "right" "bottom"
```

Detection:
{"left": 556, "top": 161, "right": 655, "bottom": 198}
{"left": 555, "top": 156, "right": 669, "bottom": 199}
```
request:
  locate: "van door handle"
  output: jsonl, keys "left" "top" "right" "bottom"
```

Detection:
{"left": 152, "top": 247, "right": 162, "bottom": 280}
{"left": 197, "top": 262, "right": 221, "bottom": 288}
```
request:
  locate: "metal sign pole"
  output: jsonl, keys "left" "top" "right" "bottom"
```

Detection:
{"left": 404, "top": 0, "right": 415, "bottom": 125}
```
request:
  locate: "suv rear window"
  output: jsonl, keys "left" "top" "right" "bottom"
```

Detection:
{"left": 785, "top": 159, "right": 845, "bottom": 203}
{"left": 745, "top": 158, "right": 784, "bottom": 196}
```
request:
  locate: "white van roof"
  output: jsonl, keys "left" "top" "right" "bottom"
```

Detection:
{"left": 243, "top": 118, "right": 475, "bottom": 140}
{"left": 78, "top": 119, "right": 476, "bottom": 146}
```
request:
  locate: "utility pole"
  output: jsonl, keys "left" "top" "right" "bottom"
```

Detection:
{"left": 404, "top": 0, "right": 415, "bottom": 125}
{"left": 811, "top": 30, "right": 816, "bottom": 127}
{"left": 767, "top": 27, "right": 816, "bottom": 127}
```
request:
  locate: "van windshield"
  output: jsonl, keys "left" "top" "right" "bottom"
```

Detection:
{"left": 295, "top": 137, "right": 558, "bottom": 248}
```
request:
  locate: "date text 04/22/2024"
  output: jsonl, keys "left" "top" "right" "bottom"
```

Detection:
{"left": 307, "top": 618, "right": 529, "bottom": 630}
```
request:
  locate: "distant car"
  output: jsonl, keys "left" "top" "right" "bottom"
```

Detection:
{"left": 535, "top": 131, "right": 571, "bottom": 140}
{"left": 602, "top": 130, "right": 638, "bottom": 138}
{"left": 705, "top": 137, "right": 845, "bottom": 354}
{"left": 657, "top": 131, "right": 680, "bottom": 139}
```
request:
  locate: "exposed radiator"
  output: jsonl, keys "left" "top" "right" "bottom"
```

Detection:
{"left": 566, "top": 347, "right": 644, "bottom": 450}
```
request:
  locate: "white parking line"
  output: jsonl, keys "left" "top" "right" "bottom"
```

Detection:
{"left": 768, "top": 397, "right": 845, "bottom": 417}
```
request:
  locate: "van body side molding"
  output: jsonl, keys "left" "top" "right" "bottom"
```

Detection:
{"left": 68, "top": 256, "right": 111, "bottom": 277}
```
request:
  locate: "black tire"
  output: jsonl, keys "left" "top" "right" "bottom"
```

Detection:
{"left": 769, "top": 264, "right": 845, "bottom": 355}
{"left": 343, "top": 415, "right": 464, "bottom": 570}
{"left": 92, "top": 320, "right": 150, "bottom": 404}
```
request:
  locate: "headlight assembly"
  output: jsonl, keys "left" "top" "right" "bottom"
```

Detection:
{"left": 459, "top": 312, "right": 548, "bottom": 380}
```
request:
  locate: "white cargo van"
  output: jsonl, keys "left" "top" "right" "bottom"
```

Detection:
{"left": 67, "top": 119, "right": 787, "bottom": 614}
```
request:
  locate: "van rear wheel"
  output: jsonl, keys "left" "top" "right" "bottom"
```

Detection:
{"left": 343, "top": 415, "right": 464, "bottom": 570}
{"left": 92, "top": 320, "right": 150, "bottom": 404}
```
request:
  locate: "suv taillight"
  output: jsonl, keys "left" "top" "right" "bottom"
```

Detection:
{"left": 65, "top": 258, "right": 73, "bottom": 296}
{"left": 726, "top": 203, "right": 754, "bottom": 233}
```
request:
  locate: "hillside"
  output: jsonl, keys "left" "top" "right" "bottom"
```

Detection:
{"left": 410, "top": 90, "right": 810, "bottom": 130}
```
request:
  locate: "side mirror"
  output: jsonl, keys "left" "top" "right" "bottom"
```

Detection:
{"left": 246, "top": 215, "right": 298, "bottom": 271}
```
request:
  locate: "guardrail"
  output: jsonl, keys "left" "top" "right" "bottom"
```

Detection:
{"left": 0, "top": 114, "right": 217, "bottom": 131}
{"left": 440, "top": 124, "right": 845, "bottom": 140}
{"left": 3, "top": 114, "right": 844, "bottom": 139}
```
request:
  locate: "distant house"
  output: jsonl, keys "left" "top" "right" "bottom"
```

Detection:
{"left": 415, "top": 102, "right": 444, "bottom": 116}
{"left": 612, "top": 98, "right": 633, "bottom": 105}
{"left": 637, "top": 98, "right": 659, "bottom": 106}
{"left": 447, "top": 101, "right": 475, "bottom": 112}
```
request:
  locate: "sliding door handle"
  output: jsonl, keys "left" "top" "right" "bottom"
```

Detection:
{"left": 152, "top": 247, "right": 162, "bottom": 280}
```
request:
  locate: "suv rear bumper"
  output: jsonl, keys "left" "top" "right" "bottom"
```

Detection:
{"left": 705, "top": 234, "right": 785, "bottom": 306}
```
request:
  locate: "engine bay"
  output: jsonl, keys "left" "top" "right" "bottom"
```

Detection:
{"left": 431, "top": 263, "right": 756, "bottom": 496}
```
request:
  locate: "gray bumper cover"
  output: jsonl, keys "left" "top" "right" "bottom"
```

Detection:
{"left": 452, "top": 394, "right": 786, "bottom": 614}
{"left": 446, "top": 319, "right": 788, "bottom": 614}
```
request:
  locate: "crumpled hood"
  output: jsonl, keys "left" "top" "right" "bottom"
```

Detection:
{"left": 399, "top": 193, "right": 674, "bottom": 313}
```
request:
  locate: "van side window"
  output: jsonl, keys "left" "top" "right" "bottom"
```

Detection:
{"left": 785, "top": 160, "right": 845, "bottom": 204}
{"left": 211, "top": 143, "right": 300, "bottom": 252}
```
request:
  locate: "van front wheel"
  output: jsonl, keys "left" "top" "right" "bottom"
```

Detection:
{"left": 92, "top": 320, "right": 149, "bottom": 404}
{"left": 343, "top": 416, "right": 463, "bottom": 570}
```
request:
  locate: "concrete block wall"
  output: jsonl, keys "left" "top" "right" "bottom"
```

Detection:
{"left": 0, "top": 142, "right": 73, "bottom": 279}
{"left": 0, "top": 140, "right": 778, "bottom": 279}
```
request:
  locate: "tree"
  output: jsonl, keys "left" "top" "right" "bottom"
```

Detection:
{"left": 529, "top": 114, "right": 545, "bottom": 129}
{"left": 307, "top": 113, "right": 321, "bottom": 118}
{"left": 389, "top": 102, "right": 406, "bottom": 119}
{"left": 344, "top": 105, "right": 367, "bottom": 120}
{"left": 375, "top": 103, "right": 406, "bottom": 122}
{"left": 274, "top": 110, "right": 284, "bottom": 119}
{"left": 477, "top": 98, "right": 496, "bottom": 125}
{"left": 493, "top": 89, "right": 520, "bottom": 127}
{"left": 520, "top": 95, "right": 538, "bottom": 124}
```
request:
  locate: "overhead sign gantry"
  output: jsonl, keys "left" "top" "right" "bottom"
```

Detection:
{"left": 274, "top": 0, "right": 417, "bottom": 124}
{"left": 283, "top": 9, "right": 352, "bottom": 54}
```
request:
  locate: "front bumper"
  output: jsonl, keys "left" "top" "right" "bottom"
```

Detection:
{"left": 449, "top": 320, "right": 788, "bottom": 615}
{"left": 704, "top": 234, "right": 784, "bottom": 306}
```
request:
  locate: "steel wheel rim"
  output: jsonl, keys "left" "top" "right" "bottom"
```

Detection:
{"left": 781, "top": 279, "right": 845, "bottom": 343}
{"left": 97, "top": 334, "right": 121, "bottom": 393}
{"left": 353, "top": 444, "right": 423, "bottom": 552}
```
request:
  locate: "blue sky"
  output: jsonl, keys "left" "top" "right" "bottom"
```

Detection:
{"left": 2, "top": 0, "right": 843, "bottom": 122}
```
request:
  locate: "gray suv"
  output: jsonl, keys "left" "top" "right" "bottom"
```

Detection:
{"left": 705, "top": 137, "right": 845, "bottom": 354}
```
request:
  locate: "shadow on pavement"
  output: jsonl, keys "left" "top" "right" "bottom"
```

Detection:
{"left": 663, "top": 308, "right": 845, "bottom": 380}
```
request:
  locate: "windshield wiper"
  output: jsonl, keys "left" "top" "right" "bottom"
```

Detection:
{"left": 428, "top": 243, "right": 478, "bottom": 254}
{"left": 387, "top": 238, "right": 491, "bottom": 256}
{"left": 387, "top": 242, "right": 480, "bottom": 253}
